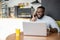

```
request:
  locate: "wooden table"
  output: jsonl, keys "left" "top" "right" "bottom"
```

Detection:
{"left": 6, "top": 32, "right": 60, "bottom": 40}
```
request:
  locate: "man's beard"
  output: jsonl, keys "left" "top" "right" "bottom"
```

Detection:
{"left": 37, "top": 14, "right": 44, "bottom": 19}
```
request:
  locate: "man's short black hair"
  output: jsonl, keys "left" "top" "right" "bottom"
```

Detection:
{"left": 37, "top": 6, "right": 45, "bottom": 12}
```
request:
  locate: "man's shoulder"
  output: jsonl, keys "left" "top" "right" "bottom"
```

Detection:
{"left": 44, "top": 15, "right": 54, "bottom": 20}
{"left": 44, "top": 15, "right": 51, "bottom": 18}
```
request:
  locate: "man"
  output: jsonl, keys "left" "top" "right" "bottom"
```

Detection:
{"left": 31, "top": 6, "right": 59, "bottom": 33}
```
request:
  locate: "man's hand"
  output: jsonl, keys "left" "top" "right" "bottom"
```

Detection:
{"left": 31, "top": 15, "right": 37, "bottom": 21}
{"left": 50, "top": 28, "right": 58, "bottom": 33}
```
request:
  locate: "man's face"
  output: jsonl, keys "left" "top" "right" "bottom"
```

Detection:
{"left": 36, "top": 8, "right": 44, "bottom": 18}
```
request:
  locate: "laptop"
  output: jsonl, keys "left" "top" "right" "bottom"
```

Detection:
{"left": 23, "top": 22, "right": 48, "bottom": 36}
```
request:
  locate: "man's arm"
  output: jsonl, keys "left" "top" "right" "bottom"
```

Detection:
{"left": 48, "top": 17, "right": 59, "bottom": 33}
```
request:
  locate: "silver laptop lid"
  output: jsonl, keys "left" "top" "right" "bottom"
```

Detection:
{"left": 23, "top": 22, "right": 48, "bottom": 36}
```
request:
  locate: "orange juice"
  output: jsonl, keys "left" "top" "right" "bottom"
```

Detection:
{"left": 16, "top": 29, "right": 20, "bottom": 40}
